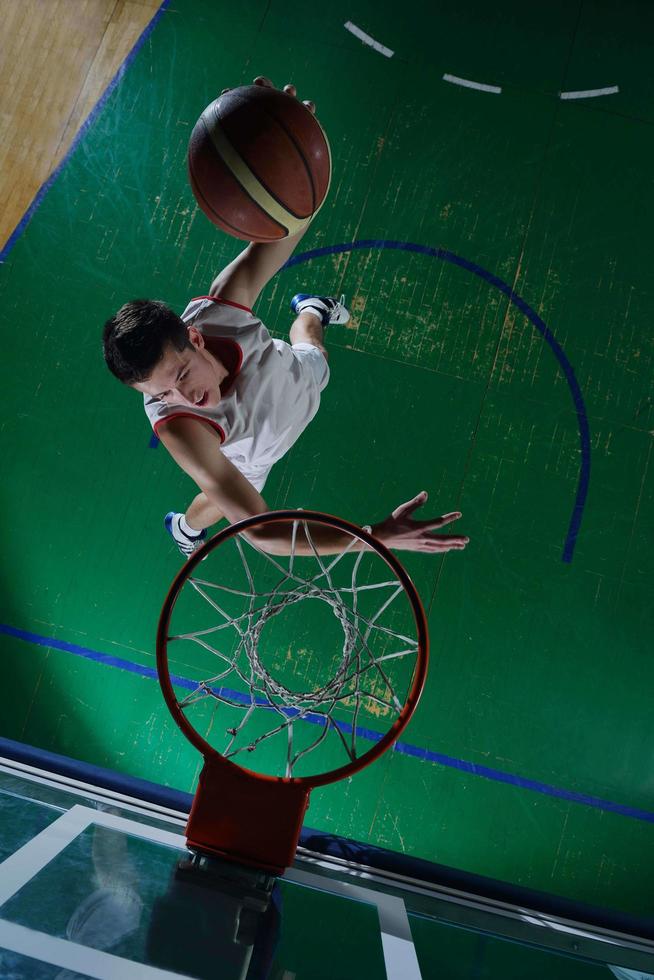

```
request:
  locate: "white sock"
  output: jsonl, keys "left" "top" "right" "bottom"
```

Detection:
{"left": 179, "top": 514, "right": 203, "bottom": 538}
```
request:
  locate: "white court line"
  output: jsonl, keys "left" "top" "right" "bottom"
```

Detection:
{"left": 286, "top": 866, "right": 422, "bottom": 979}
{"left": 560, "top": 85, "right": 619, "bottom": 100}
{"left": 443, "top": 73, "right": 502, "bottom": 94}
{"left": 0, "top": 805, "right": 185, "bottom": 907}
{"left": 0, "top": 920, "right": 194, "bottom": 980}
{"left": 0, "top": 807, "right": 189, "bottom": 977}
{"left": 344, "top": 21, "right": 394, "bottom": 58}
{"left": 0, "top": 807, "right": 91, "bottom": 906}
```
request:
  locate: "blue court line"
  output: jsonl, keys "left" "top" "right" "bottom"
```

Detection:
{"left": 286, "top": 241, "right": 591, "bottom": 564}
{"left": 0, "top": 0, "right": 171, "bottom": 264}
{"left": 3, "top": 622, "right": 651, "bottom": 824}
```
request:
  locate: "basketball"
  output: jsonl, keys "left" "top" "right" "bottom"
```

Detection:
{"left": 187, "top": 85, "right": 331, "bottom": 242}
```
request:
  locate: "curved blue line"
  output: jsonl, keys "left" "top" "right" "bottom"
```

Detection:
{"left": 286, "top": 240, "right": 591, "bottom": 563}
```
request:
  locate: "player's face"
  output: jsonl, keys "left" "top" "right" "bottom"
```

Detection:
{"left": 133, "top": 329, "right": 228, "bottom": 409}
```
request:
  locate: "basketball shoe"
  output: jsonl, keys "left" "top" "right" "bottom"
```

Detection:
{"left": 165, "top": 511, "right": 206, "bottom": 558}
{"left": 290, "top": 293, "right": 350, "bottom": 326}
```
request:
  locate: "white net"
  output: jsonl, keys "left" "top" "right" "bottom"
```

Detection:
{"left": 164, "top": 517, "right": 425, "bottom": 779}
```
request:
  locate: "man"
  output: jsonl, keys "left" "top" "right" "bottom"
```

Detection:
{"left": 103, "top": 78, "right": 469, "bottom": 559}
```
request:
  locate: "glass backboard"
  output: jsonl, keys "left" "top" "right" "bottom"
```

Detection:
{"left": 1, "top": 749, "right": 652, "bottom": 979}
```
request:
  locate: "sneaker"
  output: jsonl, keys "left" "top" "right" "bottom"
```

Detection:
{"left": 165, "top": 511, "right": 207, "bottom": 558}
{"left": 290, "top": 293, "right": 350, "bottom": 327}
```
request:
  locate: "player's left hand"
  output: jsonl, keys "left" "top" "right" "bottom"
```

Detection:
{"left": 371, "top": 491, "right": 470, "bottom": 553}
{"left": 220, "top": 76, "right": 316, "bottom": 115}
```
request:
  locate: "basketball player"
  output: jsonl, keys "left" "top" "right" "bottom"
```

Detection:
{"left": 103, "top": 77, "right": 469, "bottom": 559}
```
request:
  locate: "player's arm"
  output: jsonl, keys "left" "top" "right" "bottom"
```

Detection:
{"left": 158, "top": 416, "right": 334, "bottom": 555}
{"left": 158, "top": 418, "right": 469, "bottom": 556}
{"left": 209, "top": 78, "right": 316, "bottom": 310}
{"left": 157, "top": 417, "right": 270, "bottom": 529}
{"left": 209, "top": 226, "right": 309, "bottom": 310}
{"left": 158, "top": 415, "right": 348, "bottom": 555}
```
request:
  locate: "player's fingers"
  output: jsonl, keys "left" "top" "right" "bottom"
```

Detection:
{"left": 283, "top": 83, "right": 297, "bottom": 97}
{"left": 420, "top": 541, "right": 467, "bottom": 552}
{"left": 303, "top": 99, "right": 316, "bottom": 114}
{"left": 425, "top": 535, "right": 469, "bottom": 550}
{"left": 409, "top": 511, "right": 462, "bottom": 532}
{"left": 430, "top": 511, "right": 462, "bottom": 529}
{"left": 391, "top": 490, "right": 428, "bottom": 520}
{"left": 254, "top": 76, "right": 274, "bottom": 88}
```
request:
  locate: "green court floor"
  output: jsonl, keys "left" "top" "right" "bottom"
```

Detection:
{"left": 1, "top": 0, "right": 653, "bottom": 919}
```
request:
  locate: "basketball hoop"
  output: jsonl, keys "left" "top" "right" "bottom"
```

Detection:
{"left": 157, "top": 510, "right": 429, "bottom": 873}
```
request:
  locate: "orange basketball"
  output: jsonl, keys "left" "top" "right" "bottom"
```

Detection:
{"left": 187, "top": 85, "right": 331, "bottom": 242}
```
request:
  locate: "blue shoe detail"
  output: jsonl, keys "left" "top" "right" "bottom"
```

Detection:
{"left": 290, "top": 293, "right": 350, "bottom": 327}
{"left": 165, "top": 511, "right": 207, "bottom": 558}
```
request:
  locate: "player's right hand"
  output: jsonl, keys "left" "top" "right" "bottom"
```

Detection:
{"left": 371, "top": 492, "right": 469, "bottom": 553}
{"left": 220, "top": 77, "right": 316, "bottom": 115}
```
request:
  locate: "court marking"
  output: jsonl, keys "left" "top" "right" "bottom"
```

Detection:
{"left": 286, "top": 240, "right": 591, "bottom": 564}
{"left": 0, "top": 921, "right": 190, "bottom": 980}
{"left": 560, "top": 86, "right": 619, "bottom": 100}
{"left": 287, "top": 866, "right": 421, "bottom": 979}
{"left": 2, "top": 623, "right": 651, "bottom": 825}
{"left": 443, "top": 73, "right": 502, "bottom": 94}
{"left": 344, "top": 21, "right": 394, "bottom": 58}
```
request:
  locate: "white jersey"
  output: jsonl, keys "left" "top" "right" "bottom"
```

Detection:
{"left": 143, "top": 296, "right": 329, "bottom": 490}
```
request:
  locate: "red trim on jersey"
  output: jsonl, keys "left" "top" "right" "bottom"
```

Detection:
{"left": 154, "top": 413, "right": 226, "bottom": 443}
{"left": 213, "top": 336, "right": 244, "bottom": 379}
{"left": 191, "top": 294, "right": 253, "bottom": 314}
{"left": 199, "top": 334, "right": 243, "bottom": 397}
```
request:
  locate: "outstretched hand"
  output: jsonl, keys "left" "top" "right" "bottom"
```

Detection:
{"left": 372, "top": 491, "right": 469, "bottom": 553}
{"left": 221, "top": 76, "right": 316, "bottom": 115}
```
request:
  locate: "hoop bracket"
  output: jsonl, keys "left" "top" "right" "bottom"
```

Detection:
{"left": 186, "top": 756, "right": 310, "bottom": 875}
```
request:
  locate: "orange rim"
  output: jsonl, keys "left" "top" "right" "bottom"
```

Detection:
{"left": 156, "top": 509, "right": 429, "bottom": 790}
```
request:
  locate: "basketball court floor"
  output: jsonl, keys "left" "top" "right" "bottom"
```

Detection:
{"left": 1, "top": 1, "right": 653, "bottom": 976}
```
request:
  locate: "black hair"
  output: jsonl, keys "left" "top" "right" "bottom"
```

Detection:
{"left": 102, "top": 299, "right": 192, "bottom": 384}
